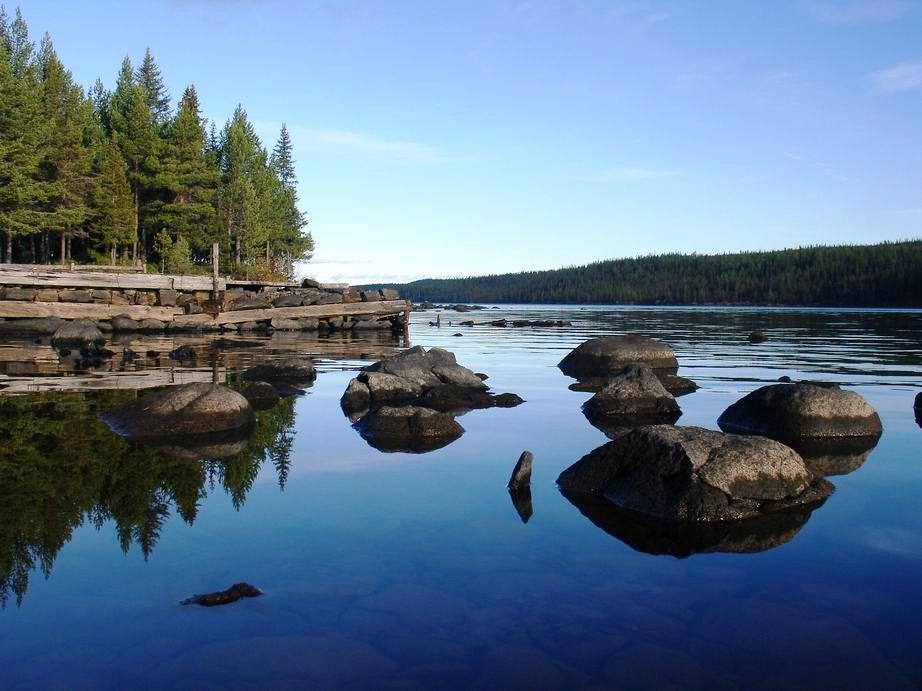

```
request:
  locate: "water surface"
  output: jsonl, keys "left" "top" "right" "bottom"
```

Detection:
{"left": 1, "top": 306, "right": 921, "bottom": 689}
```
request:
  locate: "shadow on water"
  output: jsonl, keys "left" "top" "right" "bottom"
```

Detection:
{"left": 0, "top": 389, "right": 299, "bottom": 607}
{"left": 561, "top": 489, "right": 830, "bottom": 558}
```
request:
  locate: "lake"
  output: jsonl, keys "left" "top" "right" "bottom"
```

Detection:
{"left": 1, "top": 305, "right": 921, "bottom": 689}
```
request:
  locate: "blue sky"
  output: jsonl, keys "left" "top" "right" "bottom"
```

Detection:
{"left": 16, "top": 0, "right": 922, "bottom": 283}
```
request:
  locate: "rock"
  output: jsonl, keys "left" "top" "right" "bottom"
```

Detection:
{"left": 361, "top": 290, "right": 383, "bottom": 302}
{"left": 111, "top": 315, "right": 140, "bottom": 332}
{"left": 237, "top": 321, "right": 263, "bottom": 331}
{"left": 169, "top": 345, "right": 197, "bottom": 361}
{"left": 508, "top": 451, "right": 534, "bottom": 490}
{"left": 352, "top": 318, "right": 390, "bottom": 330}
{"left": 242, "top": 356, "right": 316, "bottom": 382}
{"left": 778, "top": 375, "right": 792, "bottom": 383}
{"left": 300, "top": 277, "right": 322, "bottom": 289}
{"left": 91, "top": 289, "right": 112, "bottom": 302}
{"left": 272, "top": 293, "right": 303, "bottom": 308}
{"left": 181, "top": 582, "right": 262, "bottom": 607}
{"left": 748, "top": 330, "right": 768, "bottom": 344}
{"left": 158, "top": 289, "right": 178, "bottom": 306}
{"left": 561, "top": 491, "right": 827, "bottom": 557}
{"left": 100, "top": 383, "right": 255, "bottom": 438}
{"left": 915, "top": 392, "right": 922, "bottom": 411}
{"left": 452, "top": 332, "right": 464, "bottom": 337}
{"left": 582, "top": 364, "right": 681, "bottom": 424}
{"left": 475, "top": 373, "right": 489, "bottom": 381}
{"left": 353, "top": 405, "right": 464, "bottom": 453}
{"left": 228, "top": 295, "right": 271, "bottom": 311}
{"left": 109, "top": 293, "right": 129, "bottom": 305}
{"left": 35, "top": 290, "right": 59, "bottom": 302}
{"left": 298, "top": 288, "right": 322, "bottom": 305}
{"left": 360, "top": 372, "right": 424, "bottom": 405}
{"left": 270, "top": 317, "right": 305, "bottom": 330}
{"left": 138, "top": 318, "right": 166, "bottom": 332}
{"left": 717, "top": 383, "right": 882, "bottom": 441}
{"left": 340, "top": 378, "right": 371, "bottom": 415}
{"left": 51, "top": 320, "right": 105, "bottom": 348}
{"left": 2, "top": 287, "right": 36, "bottom": 301}
{"left": 0, "top": 317, "right": 64, "bottom": 334}
{"left": 557, "top": 425, "right": 831, "bottom": 522}
{"left": 659, "top": 374, "right": 699, "bottom": 396}
{"left": 366, "top": 346, "right": 486, "bottom": 390}
{"left": 559, "top": 336, "right": 678, "bottom": 378}
{"left": 97, "top": 321, "right": 113, "bottom": 333}
{"left": 420, "top": 386, "right": 524, "bottom": 413}
{"left": 146, "top": 350, "right": 159, "bottom": 358}
{"left": 317, "top": 292, "right": 343, "bottom": 305}
{"left": 176, "top": 294, "right": 198, "bottom": 307}
{"left": 59, "top": 289, "right": 93, "bottom": 303}
{"left": 241, "top": 381, "right": 281, "bottom": 410}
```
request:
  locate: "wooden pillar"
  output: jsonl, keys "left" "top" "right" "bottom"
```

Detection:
{"left": 403, "top": 300, "right": 411, "bottom": 346}
{"left": 211, "top": 242, "right": 220, "bottom": 301}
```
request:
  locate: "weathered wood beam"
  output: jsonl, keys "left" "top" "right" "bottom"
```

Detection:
{"left": 172, "top": 300, "right": 408, "bottom": 326}
{"left": 0, "top": 368, "right": 223, "bottom": 394}
{"left": 0, "top": 301, "right": 182, "bottom": 321}
{"left": 0, "top": 270, "right": 222, "bottom": 291}
{"left": 2, "top": 263, "right": 146, "bottom": 273}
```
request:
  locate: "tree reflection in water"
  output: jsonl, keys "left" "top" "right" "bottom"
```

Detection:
{"left": 0, "top": 389, "right": 297, "bottom": 607}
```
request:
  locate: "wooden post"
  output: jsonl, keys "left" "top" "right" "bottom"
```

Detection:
{"left": 403, "top": 300, "right": 411, "bottom": 346}
{"left": 211, "top": 243, "right": 220, "bottom": 301}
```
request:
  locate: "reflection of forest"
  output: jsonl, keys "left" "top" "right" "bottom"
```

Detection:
{"left": 0, "top": 390, "right": 298, "bottom": 607}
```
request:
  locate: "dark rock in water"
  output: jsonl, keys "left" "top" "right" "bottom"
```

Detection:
{"left": 100, "top": 383, "right": 255, "bottom": 439}
{"left": 0, "top": 317, "right": 64, "bottom": 335}
{"left": 487, "top": 319, "right": 508, "bottom": 327}
{"left": 558, "top": 335, "right": 678, "bottom": 379}
{"left": 475, "top": 373, "right": 489, "bottom": 381}
{"left": 915, "top": 392, "right": 922, "bottom": 411}
{"left": 561, "top": 490, "right": 827, "bottom": 557}
{"left": 111, "top": 315, "right": 140, "bottom": 332}
{"left": 452, "top": 332, "right": 464, "bottom": 337}
{"left": 169, "top": 345, "right": 197, "bottom": 361}
{"left": 241, "top": 381, "right": 281, "bottom": 410}
{"left": 360, "top": 372, "right": 423, "bottom": 406}
{"left": 340, "top": 378, "right": 372, "bottom": 416}
{"left": 717, "top": 382, "right": 882, "bottom": 441}
{"left": 354, "top": 406, "right": 464, "bottom": 453}
{"left": 557, "top": 425, "right": 832, "bottom": 522}
{"left": 209, "top": 338, "right": 263, "bottom": 350}
{"left": 508, "top": 451, "right": 534, "bottom": 490}
{"left": 778, "top": 375, "right": 792, "bottom": 383}
{"left": 51, "top": 320, "right": 104, "bottom": 348}
{"left": 583, "top": 364, "right": 681, "bottom": 424}
{"left": 510, "top": 319, "right": 570, "bottom": 328}
{"left": 242, "top": 357, "right": 316, "bottom": 383}
{"left": 146, "top": 350, "right": 159, "bottom": 358}
{"left": 748, "top": 330, "right": 768, "bottom": 344}
{"left": 181, "top": 582, "right": 262, "bottom": 607}
{"left": 365, "top": 346, "right": 486, "bottom": 390}
{"left": 509, "top": 488, "right": 533, "bottom": 523}
{"left": 459, "top": 320, "right": 475, "bottom": 326}
{"left": 659, "top": 374, "right": 698, "bottom": 396}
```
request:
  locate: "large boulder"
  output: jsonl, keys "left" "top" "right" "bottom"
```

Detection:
{"left": 583, "top": 364, "right": 681, "bottom": 423}
{"left": 100, "top": 383, "right": 255, "bottom": 438}
{"left": 557, "top": 425, "right": 832, "bottom": 522}
{"left": 111, "top": 315, "right": 140, "bottom": 332}
{"left": 242, "top": 356, "right": 316, "bottom": 383}
{"left": 50, "top": 320, "right": 105, "bottom": 348}
{"left": 365, "top": 346, "right": 486, "bottom": 390}
{"left": 558, "top": 335, "right": 678, "bottom": 378}
{"left": 241, "top": 381, "right": 281, "bottom": 410}
{"left": 353, "top": 405, "right": 464, "bottom": 453}
{"left": 717, "top": 383, "right": 882, "bottom": 441}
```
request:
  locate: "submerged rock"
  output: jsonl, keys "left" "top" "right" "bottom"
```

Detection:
{"left": 558, "top": 335, "right": 678, "bottom": 379}
{"left": 557, "top": 425, "right": 832, "bottom": 522}
{"left": 561, "top": 491, "right": 826, "bottom": 557}
{"left": 242, "top": 356, "right": 316, "bottom": 383}
{"left": 51, "top": 319, "right": 104, "bottom": 348}
{"left": 508, "top": 451, "right": 534, "bottom": 490}
{"left": 354, "top": 405, "right": 464, "bottom": 453}
{"left": 241, "top": 381, "right": 281, "bottom": 410}
{"left": 181, "top": 582, "right": 263, "bottom": 607}
{"left": 582, "top": 364, "right": 681, "bottom": 427}
{"left": 717, "top": 382, "right": 882, "bottom": 441}
{"left": 748, "top": 330, "right": 768, "bottom": 344}
{"left": 100, "top": 383, "right": 255, "bottom": 438}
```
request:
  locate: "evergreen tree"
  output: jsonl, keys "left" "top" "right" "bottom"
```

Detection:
{"left": 135, "top": 48, "right": 169, "bottom": 126}
{"left": 89, "top": 138, "right": 133, "bottom": 261}
{"left": 5, "top": 7, "right": 32, "bottom": 77}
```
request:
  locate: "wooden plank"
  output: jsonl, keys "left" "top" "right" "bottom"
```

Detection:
{"left": 0, "top": 301, "right": 182, "bottom": 321}
{"left": 172, "top": 300, "right": 408, "bottom": 326}
{"left": 0, "top": 368, "right": 223, "bottom": 394}
{"left": 3, "top": 263, "right": 146, "bottom": 273}
{"left": 225, "top": 278, "right": 300, "bottom": 288}
{"left": 0, "top": 270, "right": 223, "bottom": 291}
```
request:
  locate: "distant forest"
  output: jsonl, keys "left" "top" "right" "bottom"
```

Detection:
{"left": 0, "top": 7, "right": 312, "bottom": 278}
{"left": 366, "top": 241, "right": 922, "bottom": 307}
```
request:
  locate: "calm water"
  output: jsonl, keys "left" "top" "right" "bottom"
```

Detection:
{"left": 1, "top": 306, "right": 921, "bottom": 690}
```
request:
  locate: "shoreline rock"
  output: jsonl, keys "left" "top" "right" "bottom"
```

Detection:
{"left": 559, "top": 335, "right": 678, "bottom": 379}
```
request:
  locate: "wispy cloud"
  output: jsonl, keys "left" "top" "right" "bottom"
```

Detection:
{"left": 803, "top": 0, "right": 912, "bottom": 24}
{"left": 784, "top": 152, "right": 849, "bottom": 182}
{"left": 870, "top": 59, "right": 922, "bottom": 93}
{"left": 583, "top": 167, "right": 678, "bottom": 183}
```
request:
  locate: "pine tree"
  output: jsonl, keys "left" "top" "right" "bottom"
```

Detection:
{"left": 89, "top": 137, "right": 133, "bottom": 262}
{"left": 5, "top": 7, "right": 33, "bottom": 77}
{"left": 0, "top": 33, "right": 42, "bottom": 262}
{"left": 148, "top": 85, "right": 219, "bottom": 262}
{"left": 135, "top": 48, "right": 170, "bottom": 126}
{"left": 269, "top": 124, "right": 313, "bottom": 273}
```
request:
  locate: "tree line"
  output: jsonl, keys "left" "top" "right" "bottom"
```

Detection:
{"left": 369, "top": 241, "right": 922, "bottom": 307}
{"left": 0, "top": 7, "right": 313, "bottom": 278}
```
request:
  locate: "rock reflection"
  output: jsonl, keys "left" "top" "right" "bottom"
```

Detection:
{"left": 0, "top": 390, "right": 298, "bottom": 607}
{"left": 508, "top": 488, "right": 533, "bottom": 524}
{"left": 790, "top": 437, "right": 880, "bottom": 477}
{"left": 561, "top": 490, "right": 828, "bottom": 558}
